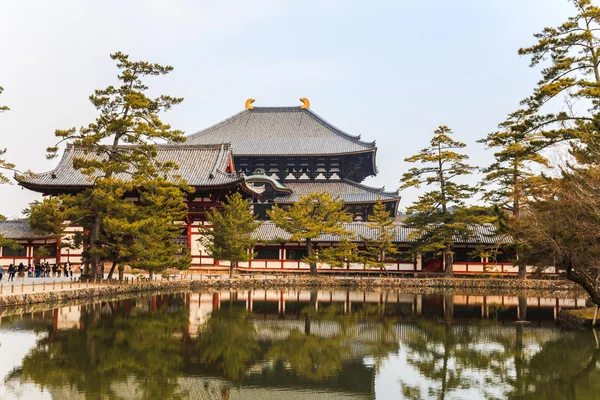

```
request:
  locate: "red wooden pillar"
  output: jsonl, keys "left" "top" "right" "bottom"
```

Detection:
{"left": 56, "top": 236, "right": 62, "bottom": 264}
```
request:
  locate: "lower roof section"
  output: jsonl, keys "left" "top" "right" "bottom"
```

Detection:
{"left": 253, "top": 221, "right": 510, "bottom": 245}
{"left": 0, "top": 220, "right": 50, "bottom": 240}
{"left": 15, "top": 144, "right": 246, "bottom": 194}
{"left": 272, "top": 179, "right": 400, "bottom": 204}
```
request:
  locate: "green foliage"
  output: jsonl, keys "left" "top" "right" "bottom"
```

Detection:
{"left": 401, "top": 126, "right": 493, "bottom": 275}
{"left": 497, "top": 0, "right": 600, "bottom": 155}
{"left": 493, "top": 0, "right": 600, "bottom": 281}
{"left": 47, "top": 52, "right": 185, "bottom": 170}
{"left": 0, "top": 234, "right": 21, "bottom": 251}
{"left": 267, "top": 192, "right": 355, "bottom": 275}
{"left": 478, "top": 115, "right": 549, "bottom": 218}
{"left": 110, "top": 177, "right": 192, "bottom": 276}
{"left": 358, "top": 200, "right": 399, "bottom": 271}
{"left": 200, "top": 192, "right": 259, "bottom": 277}
{"left": 196, "top": 307, "right": 260, "bottom": 381}
{"left": 20, "top": 297, "right": 190, "bottom": 399}
{"left": 0, "top": 85, "right": 15, "bottom": 185}
{"left": 27, "top": 52, "right": 189, "bottom": 277}
{"left": 0, "top": 85, "right": 7, "bottom": 112}
{"left": 266, "top": 330, "right": 351, "bottom": 381}
{"left": 517, "top": 163, "right": 600, "bottom": 305}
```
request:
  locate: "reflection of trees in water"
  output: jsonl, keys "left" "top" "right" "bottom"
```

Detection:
{"left": 8, "top": 291, "right": 600, "bottom": 400}
{"left": 266, "top": 290, "right": 400, "bottom": 381}
{"left": 18, "top": 296, "right": 189, "bottom": 400}
{"left": 399, "top": 313, "right": 600, "bottom": 400}
{"left": 195, "top": 307, "right": 260, "bottom": 381}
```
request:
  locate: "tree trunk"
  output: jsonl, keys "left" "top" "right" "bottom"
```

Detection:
{"left": 305, "top": 290, "right": 318, "bottom": 335}
{"left": 149, "top": 270, "right": 153, "bottom": 280}
{"left": 118, "top": 265, "right": 124, "bottom": 281}
{"left": 307, "top": 239, "right": 317, "bottom": 276}
{"left": 518, "top": 295, "right": 527, "bottom": 321}
{"left": 443, "top": 247, "right": 453, "bottom": 277}
{"left": 515, "top": 324, "right": 524, "bottom": 397}
{"left": 440, "top": 322, "right": 451, "bottom": 400}
{"left": 443, "top": 295, "right": 454, "bottom": 321}
{"left": 90, "top": 214, "right": 101, "bottom": 279}
{"left": 106, "top": 260, "right": 117, "bottom": 280}
{"left": 565, "top": 265, "right": 600, "bottom": 306}
{"left": 517, "top": 251, "right": 527, "bottom": 279}
{"left": 229, "top": 262, "right": 236, "bottom": 279}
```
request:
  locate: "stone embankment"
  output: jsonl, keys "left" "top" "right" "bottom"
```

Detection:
{"left": 0, "top": 277, "right": 585, "bottom": 308}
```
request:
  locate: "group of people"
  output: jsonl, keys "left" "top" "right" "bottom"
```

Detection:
{"left": 0, "top": 262, "right": 79, "bottom": 282}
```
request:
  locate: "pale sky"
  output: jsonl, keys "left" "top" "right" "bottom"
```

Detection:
{"left": 0, "top": 0, "right": 575, "bottom": 218}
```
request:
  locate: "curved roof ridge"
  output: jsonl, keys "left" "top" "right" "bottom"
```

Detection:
{"left": 342, "top": 179, "right": 400, "bottom": 197}
{"left": 305, "top": 109, "right": 376, "bottom": 148}
{"left": 183, "top": 106, "right": 377, "bottom": 158}
{"left": 209, "top": 144, "right": 225, "bottom": 179}
{"left": 15, "top": 144, "right": 75, "bottom": 183}
{"left": 156, "top": 143, "right": 231, "bottom": 150}
{"left": 185, "top": 109, "right": 250, "bottom": 142}
{"left": 250, "top": 106, "right": 302, "bottom": 112}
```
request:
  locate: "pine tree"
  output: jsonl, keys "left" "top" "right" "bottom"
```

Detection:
{"left": 0, "top": 86, "right": 8, "bottom": 113}
{"left": 500, "top": 0, "right": 600, "bottom": 152}
{"left": 119, "top": 177, "right": 192, "bottom": 280}
{"left": 401, "top": 126, "right": 489, "bottom": 276}
{"left": 480, "top": 0, "right": 600, "bottom": 278}
{"left": 359, "top": 200, "right": 399, "bottom": 274}
{"left": 0, "top": 86, "right": 14, "bottom": 184}
{"left": 200, "top": 192, "right": 260, "bottom": 278}
{"left": 268, "top": 192, "right": 355, "bottom": 276}
{"left": 478, "top": 115, "right": 550, "bottom": 278}
{"left": 0, "top": 85, "right": 19, "bottom": 249}
{"left": 517, "top": 164, "right": 600, "bottom": 306}
{"left": 26, "top": 52, "right": 189, "bottom": 279}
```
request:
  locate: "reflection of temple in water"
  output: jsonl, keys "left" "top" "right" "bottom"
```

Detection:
{"left": 0, "top": 290, "right": 593, "bottom": 400}
{"left": 189, "top": 290, "right": 588, "bottom": 333}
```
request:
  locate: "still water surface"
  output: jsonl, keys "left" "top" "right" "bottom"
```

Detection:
{"left": 0, "top": 289, "right": 598, "bottom": 400}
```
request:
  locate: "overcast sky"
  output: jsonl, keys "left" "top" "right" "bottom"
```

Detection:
{"left": 0, "top": 0, "right": 575, "bottom": 218}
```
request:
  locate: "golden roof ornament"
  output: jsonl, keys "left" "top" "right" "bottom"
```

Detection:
{"left": 300, "top": 97, "right": 310, "bottom": 109}
{"left": 245, "top": 98, "right": 255, "bottom": 110}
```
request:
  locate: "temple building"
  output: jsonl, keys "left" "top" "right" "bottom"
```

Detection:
{"left": 5, "top": 98, "right": 541, "bottom": 275}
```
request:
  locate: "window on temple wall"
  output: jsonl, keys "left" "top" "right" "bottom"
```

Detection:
{"left": 33, "top": 245, "right": 57, "bottom": 257}
{"left": 254, "top": 248, "right": 280, "bottom": 260}
{"left": 454, "top": 250, "right": 481, "bottom": 262}
{"left": 286, "top": 249, "right": 308, "bottom": 260}
{"left": 2, "top": 246, "right": 27, "bottom": 257}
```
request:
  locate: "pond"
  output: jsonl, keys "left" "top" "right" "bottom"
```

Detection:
{"left": 0, "top": 289, "right": 598, "bottom": 399}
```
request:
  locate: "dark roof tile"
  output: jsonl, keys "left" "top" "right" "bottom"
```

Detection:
{"left": 253, "top": 222, "right": 511, "bottom": 245}
{"left": 17, "top": 144, "right": 243, "bottom": 189}
{"left": 274, "top": 180, "right": 400, "bottom": 203}
{"left": 185, "top": 107, "right": 376, "bottom": 155}
{"left": 0, "top": 220, "right": 49, "bottom": 239}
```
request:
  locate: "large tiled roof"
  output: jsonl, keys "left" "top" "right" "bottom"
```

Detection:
{"left": 185, "top": 107, "right": 376, "bottom": 156}
{"left": 254, "top": 222, "right": 511, "bottom": 245}
{"left": 274, "top": 180, "right": 400, "bottom": 203}
{"left": 0, "top": 220, "right": 49, "bottom": 239}
{"left": 16, "top": 144, "right": 243, "bottom": 190}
